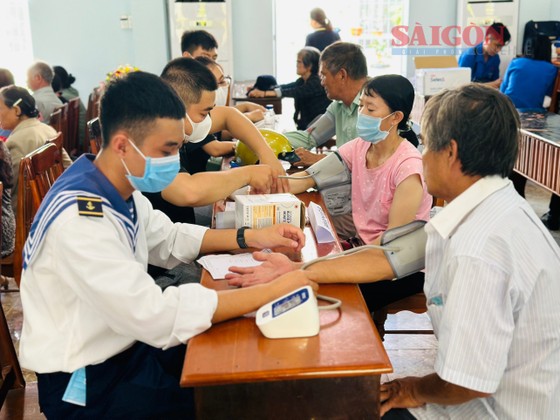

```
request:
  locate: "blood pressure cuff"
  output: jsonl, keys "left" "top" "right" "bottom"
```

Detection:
{"left": 308, "top": 112, "right": 335, "bottom": 147}
{"left": 380, "top": 220, "right": 427, "bottom": 279}
{"left": 307, "top": 152, "right": 352, "bottom": 216}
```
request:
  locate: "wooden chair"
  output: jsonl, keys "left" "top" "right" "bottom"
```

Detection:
{"left": 50, "top": 103, "right": 69, "bottom": 150}
{"left": 8, "top": 143, "right": 64, "bottom": 288}
{"left": 66, "top": 97, "right": 81, "bottom": 158}
{"left": 48, "top": 108, "right": 62, "bottom": 134}
{"left": 84, "top": 87, "right": 101, "bottom": 153}
{"left": 87, "top": 118, "right": 102, "bottom": 155}
{"left": 0, "top": 183, "right": 26, "bottom": 407}
{"left": 46, "top": 131, "right": 63, "bottom": 151}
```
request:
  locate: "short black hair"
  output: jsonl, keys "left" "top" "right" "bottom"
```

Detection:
{"left": 180, "top": 30, "right": 218, "bottom": 54}
{"left": 194, "top": 56, "right": 217, "bottom": 68}
{"left": 486, "top": 22, "right": 511, "bottom": 45}
{"left": 160, "top": 58, "right": 218, "bottom": 107}
{"left": 299, "top": 47, "right": 321, "bottom": 75}
{"left": 99, "top": 71, "right": 185, "bottom": 147}
{"left": 0, "top": 85, "right": 39, "bottom": 118}
{"left": 321, "top": 42, "right": 367, "bottom": 80}
{"left": 421, "top": 84, "right": 519, "bottom": 178}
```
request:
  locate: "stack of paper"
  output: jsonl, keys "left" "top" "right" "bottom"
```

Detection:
{"left": 197, "top": 252, "right": 264, "bottom": 279}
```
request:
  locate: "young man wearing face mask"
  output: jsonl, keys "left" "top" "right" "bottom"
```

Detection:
{"left": 160, "top": 57, "right": 289, "bottom": 190}
{"left": 18, "top": 72, "right": 314, "bottom": 418}
{"left": 142, "top": 58, "right": 288, "bottom": 229}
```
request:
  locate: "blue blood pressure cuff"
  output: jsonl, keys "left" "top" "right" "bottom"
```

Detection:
{"left": 306, "top": 152, "right": 352, "bottom": 216}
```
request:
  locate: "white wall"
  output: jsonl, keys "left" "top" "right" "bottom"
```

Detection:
{"left": 24, "top": 0, "right": 560, "bottom": 101}
{"left": 231, "top": 0, "right": 275, "bottom": 81}
{"left": 406, "top": 0, "right": 457, "bottom": 78}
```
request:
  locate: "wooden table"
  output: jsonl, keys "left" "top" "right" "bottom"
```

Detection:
{"left": 181, "top": 192, "right": 392, "bottom": 419}
{"left": 515, "top": 112, "right": 560, "bottom": 195}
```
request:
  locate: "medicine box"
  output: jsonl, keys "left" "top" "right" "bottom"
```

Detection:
{"left": 235, "top": 193, "right": 305, "bottom": 229}
{"left": 415, "top": 67, "right": 471, "bottom": 96}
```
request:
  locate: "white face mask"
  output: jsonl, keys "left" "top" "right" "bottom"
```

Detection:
{"left": 215, "top": 86, "right": 229, "bottom": 107}
{"left": 184, "top": 112, "right": 212, "bottom": 143}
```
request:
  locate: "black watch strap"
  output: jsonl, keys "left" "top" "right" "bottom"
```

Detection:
{"left": 236, "top": 226, "right": 250, "bottom": 249}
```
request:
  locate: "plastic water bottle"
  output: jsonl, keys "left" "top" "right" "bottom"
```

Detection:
{"left": 264, "top": 104, "right": 275, "bottom": 129}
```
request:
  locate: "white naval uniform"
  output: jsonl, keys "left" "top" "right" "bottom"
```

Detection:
{"left": 19, "top": 155, "right": 218, "bottom": 374}
{"left": 410, "top": 177, "right": 560, "bottom": 419}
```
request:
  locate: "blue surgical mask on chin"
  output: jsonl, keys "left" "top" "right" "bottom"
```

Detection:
{"left": 122, "top": 139, "right": 180, "bottom": 193}
{"left": 357, "top": 112, "right": 395, "bottom": 144}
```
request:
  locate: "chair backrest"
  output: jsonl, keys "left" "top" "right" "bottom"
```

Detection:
{"left": 12, "top": 143, "right": 63, "bottom": 287}
{"left": 46, "top": 131, "right": 63, "bottom": 156}
{"left": 66, "top": 97, "right": 81, "bottom": 157}
{"left": 87, "top": 117, "right": 102, "bottom": 155}
{"left": 51, "top": 103, "right": 69, "bottom": 150}
{"left": 0, "top": 182, "right": 26, "bottom": 404}
{"left": 48, "top": 108, "right": 62, "bottom": 133}
{"left": 84, "top": 87, "right": 102, "bottom": 152}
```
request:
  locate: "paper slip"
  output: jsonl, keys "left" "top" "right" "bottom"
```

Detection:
{"left": 197, "top": 252, "right": 263, "bottom": 279}
{"left": 307, "top": 201, "right": 336, "bottom": 243}
{"left": 215, "top": 202, "right": 237, "bottom": 229}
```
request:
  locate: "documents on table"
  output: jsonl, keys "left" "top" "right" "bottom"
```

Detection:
{"left": 307, "top": 201, "right": 336, "bottom": 243}
{"left": 198, "top": 251, "right": 269, "bottom": 279}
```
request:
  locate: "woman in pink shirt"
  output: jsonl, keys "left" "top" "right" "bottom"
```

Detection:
{"left": 227, "top": 75, "right": 432, "bottom": 312}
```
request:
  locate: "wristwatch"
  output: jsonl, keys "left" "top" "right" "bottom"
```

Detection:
{"left": 236, "top": 226, "right": 250, "bottom": 249}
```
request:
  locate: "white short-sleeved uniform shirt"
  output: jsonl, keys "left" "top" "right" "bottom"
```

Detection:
{"left": 19, "top": 156, "right": 218, "bottom": 374}
{"left": 410, "top": 176, "right": 560, "bottom": 419}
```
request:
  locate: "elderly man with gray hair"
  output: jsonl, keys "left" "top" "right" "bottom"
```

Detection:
{"left": 27, "top": 61, "right": 62, "bottom": 123}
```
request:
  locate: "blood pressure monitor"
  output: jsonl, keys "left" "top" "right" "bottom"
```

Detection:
{"left": 256, "top": 286, "right": 320, "bottom": 339}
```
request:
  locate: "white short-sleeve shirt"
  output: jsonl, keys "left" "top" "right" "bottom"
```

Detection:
{"left": 410, "top": 176, "right": 560, "bottom": 419}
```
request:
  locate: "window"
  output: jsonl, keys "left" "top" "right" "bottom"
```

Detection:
{"left": 0, "top": 0, "right": 33, "bottom": 86}
{"left": 274, "top": 0, "right": 408, "bottom": 83}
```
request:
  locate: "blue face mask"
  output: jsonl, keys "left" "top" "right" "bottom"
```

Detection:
{"left": 357, "top": 112, "right": 395, "bottom": 144}
{"left": 122, "top": 139, "right": 180, "bottom": 193}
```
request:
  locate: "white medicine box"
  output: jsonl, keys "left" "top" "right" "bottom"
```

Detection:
{"left": 235, "top": 193, "right": 305, "bottom": 229}
{"left": 415, "top": 67, "right": 471, "bottom": 96}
